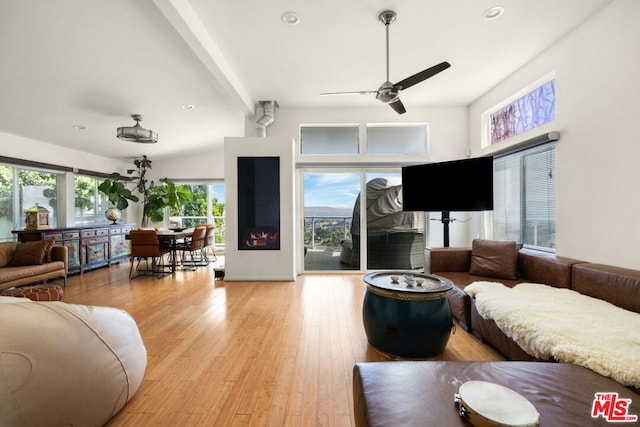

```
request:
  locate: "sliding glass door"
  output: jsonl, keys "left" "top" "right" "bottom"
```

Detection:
{"left": 303, "top": 171, "right": 360, "bottom": 271}
{"left": 302, "top": 169, "right": 423, "bottom": 272}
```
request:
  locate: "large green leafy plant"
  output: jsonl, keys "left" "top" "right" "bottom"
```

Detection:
{"left": 98, "top": 155, "right": 192, "bottom": 226}
{"left": 98, "top": 178, "right": 139, "bottom": 211}
{"left": 143, "top": 180, "right": 192, "bottom": 223}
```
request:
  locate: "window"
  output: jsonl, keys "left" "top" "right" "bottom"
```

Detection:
{"left": 300, "top": 125, "right": 359, "bottom": 155}
{"left": 0, "top": 164, "right": 61, "bottom": 241}
{"left": 0, "top": 165, "right": 16, "bottom": 241}
{"left": 168, "top": 182, "right": 226, "bottom": 248}
{"left": 482, "top": 74, "right": 556, "bottom": 147}
{"left": 367, "top": 124, "right": 427, "bottom": 155}
{"left": 300, "top": 123, "right": 428, "bottom": 156}
{"left": 493, "top": 144, "right": 556, "bottom": 251}
{"left": 303, "top": 171, "right": 359, "bottom": 271}
{"left": 74, "top": 175, "right": 118, "bottom": 225}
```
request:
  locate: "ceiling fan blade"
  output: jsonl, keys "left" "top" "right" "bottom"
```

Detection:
{"left": 388, "top": 99, "right": 406, "bottom": 114}
{"left": 393, "top": 61, "right": 451, "bottom": 91}
{"left": 320, "top": 90, "right": 377, "bottom": 96}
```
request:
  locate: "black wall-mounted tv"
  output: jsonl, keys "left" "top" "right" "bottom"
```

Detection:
{"left": 401, "top": 156, "right": 494, "bottom": 212}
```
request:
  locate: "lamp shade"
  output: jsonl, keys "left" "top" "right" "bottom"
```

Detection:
{"left": 117, "top": 114, "right": 158, "bottom": 144}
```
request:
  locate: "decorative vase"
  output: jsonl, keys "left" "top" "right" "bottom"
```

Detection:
{"left": 105, "top": 207, "right": 121, "bottom": 225}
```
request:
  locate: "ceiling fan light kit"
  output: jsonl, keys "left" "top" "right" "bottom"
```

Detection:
{"left": 116, "top": 114, "right": 158, "bottom": 144}
{"left": 321, "top": 10, "right": 451, "bottom": 114}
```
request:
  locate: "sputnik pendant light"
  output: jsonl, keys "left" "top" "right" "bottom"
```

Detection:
{"left": 117, "top": 114, "right": 158, "bottom": 144}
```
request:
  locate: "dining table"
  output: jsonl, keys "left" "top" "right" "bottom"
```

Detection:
{"left": 150, "top": 228, "right": 194, "bottom": 273}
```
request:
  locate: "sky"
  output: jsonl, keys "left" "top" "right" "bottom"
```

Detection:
{"left": 210, "top": 173, "right": 403, "bottom": 210}
{"left": 211, "top": 183, "right": 225, "bottom": 202}
{"left": 303, "top": 171, "right": 401, "bottom": 208}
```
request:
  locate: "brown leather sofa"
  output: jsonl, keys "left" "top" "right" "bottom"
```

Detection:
{"left": 353, "top": 361, "right": 640, "bottom": 426}
{"left": 353, "top": 243, "right": 640, "bottom": 425}
{"left": 425, "top": 240, "right": 640, "bottom": 363}
{"left": 0, "top": 241, "right": 68, "bottom": 294}
{"left": 425, "top": 244, "right": 582, "bottom": 332}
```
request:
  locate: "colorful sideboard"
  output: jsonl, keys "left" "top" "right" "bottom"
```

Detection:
{"left": 13, "top": 224, "right": 134, "bottom": 273}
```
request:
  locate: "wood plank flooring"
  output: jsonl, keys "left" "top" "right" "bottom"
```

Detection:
{"left": 61, "top": 261, "right": 504, "bottom": 426}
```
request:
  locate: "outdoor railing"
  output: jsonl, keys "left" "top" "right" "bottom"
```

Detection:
{"left": 304, "top": 216, "right": 352, "bottom": 249}
{"left": 169, "top": 215, "right": 226, "bottom": 251}
{"left": 166, "top": 215, "right": 351, "bottom": 251}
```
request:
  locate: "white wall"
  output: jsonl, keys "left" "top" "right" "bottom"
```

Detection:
{"left": 0, "top": 131, "right": 135, "bottom": 228}
{"left": 20, "top": 0, "right": 640, "bottom": 266}
{"left": 152, "top": 148, "right": 225, "bottom": 181}
{"left": 247, "top": 106, "right": 468, "bottom": 163}
{"left": 245, "top": 106, "right": 471, "bottom": 253}
{"left": 0, "top": 131, "right": 129, "bottom": 174}
{"left": 468, "top": 0, "right": 640, "bottom": 269}
{"left": 224, "top": 137, "right": 296, "bottom": 280}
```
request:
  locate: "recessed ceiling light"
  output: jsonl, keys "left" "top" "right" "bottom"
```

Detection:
{"left": 182, "top": 104, "right": 195, "bottom": 110}
{"left": 281, "top": 11, "right": 300, "bottom": 25}
{"left": 483, "top": 6, "right": 505, "bottom": 20}
{"left": 72, "top": 125, "right": 86, "bottom": 130}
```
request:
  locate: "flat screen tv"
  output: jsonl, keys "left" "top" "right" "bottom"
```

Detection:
{"left": 402, "top": 156, "right": 494, "bottom": 212}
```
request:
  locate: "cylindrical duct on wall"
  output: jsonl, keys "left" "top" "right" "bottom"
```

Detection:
{"left": 256, "top": 100, "right": 279, "bottom": 137}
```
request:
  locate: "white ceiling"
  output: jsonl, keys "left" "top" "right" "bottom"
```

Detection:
{"left": 0, "top": 0, "right": 613, "bottom": 161}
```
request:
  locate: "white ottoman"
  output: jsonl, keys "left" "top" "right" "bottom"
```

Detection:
{"left": 0, "top": 297, "right": 147, "bottom": 426}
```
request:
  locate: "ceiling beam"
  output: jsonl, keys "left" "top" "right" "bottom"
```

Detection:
{"left": 152, "top": 0, "right": 255, "bottom": 116}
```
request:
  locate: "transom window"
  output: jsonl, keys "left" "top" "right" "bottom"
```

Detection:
{"left": 300, "top": 123, "right": 427, "bottom": 156}
{"left": 366, "top": 124, "right": 427, "bottom": 155}
{"left": 300, "top": 125, "right": 359, "bottom": 155}
{"left": 482, "top": 74, "right": 556, "bottom": 147}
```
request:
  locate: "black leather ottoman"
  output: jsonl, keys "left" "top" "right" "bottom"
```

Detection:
{"left": 353, "top": 361, "right": 640, "bottom": 426}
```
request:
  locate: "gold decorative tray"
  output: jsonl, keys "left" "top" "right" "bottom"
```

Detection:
{"left": 363, "top": 271, "right": 453, "bottom": 293}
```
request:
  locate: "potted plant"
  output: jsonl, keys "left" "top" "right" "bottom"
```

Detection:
{"left": 98, "top": 177, "right": 139, "bottom": 224}
{"left": 98, "top": 156, "right": 192, "bottom": 226}
{"left": 143, "top": 180, "right": 193, "bottom": 224}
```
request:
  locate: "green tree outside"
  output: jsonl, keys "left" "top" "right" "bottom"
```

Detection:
{"left": 0, "top": 166, "right": 12, "bottom": 219}
{"left": 74, "top": 176, "right": 98, "bottom": 212}
{"left": 171, "top": 185, "right": 225, "bottom": 243}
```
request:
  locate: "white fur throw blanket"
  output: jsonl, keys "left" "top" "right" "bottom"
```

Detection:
{"left": 465, "top": 281, "right": 640, "bottom": 388}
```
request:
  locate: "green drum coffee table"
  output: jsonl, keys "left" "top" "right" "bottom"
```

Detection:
{"left": 362, "top": 271, "right": 454, "bottom": 359}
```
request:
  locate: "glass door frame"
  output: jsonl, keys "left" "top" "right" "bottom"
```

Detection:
{"left": 298, "top": 166, "right": 406, "bottom": 273}
{"left": 298, "top": 167, "right": 365, "bottom": 273}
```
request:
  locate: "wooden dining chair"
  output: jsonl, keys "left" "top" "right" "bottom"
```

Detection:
{"left": 128, "top": 230, "right": 171, "bottom": 279}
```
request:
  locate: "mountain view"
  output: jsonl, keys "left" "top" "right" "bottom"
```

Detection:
{"left": 304, "top": 206, "right": 353, "bottom": 218}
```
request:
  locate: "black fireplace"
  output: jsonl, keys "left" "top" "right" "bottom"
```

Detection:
{"left": 237, "top": 157, "right": 280, "bottom": 250}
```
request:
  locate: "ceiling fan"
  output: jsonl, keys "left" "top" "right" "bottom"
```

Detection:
{"left": 321, "top": 10, "right": 450, "bottom": 114}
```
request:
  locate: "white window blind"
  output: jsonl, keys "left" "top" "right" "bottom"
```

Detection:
{"left": 493, "top": 144, "right": 556, "bottom": 252}
{"left": 493, "top": 155, "right": 521, "bottom": 243}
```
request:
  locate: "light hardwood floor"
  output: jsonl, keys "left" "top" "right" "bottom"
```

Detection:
{"left": 61, "top": 260, "right": 504, "bottom": 426}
